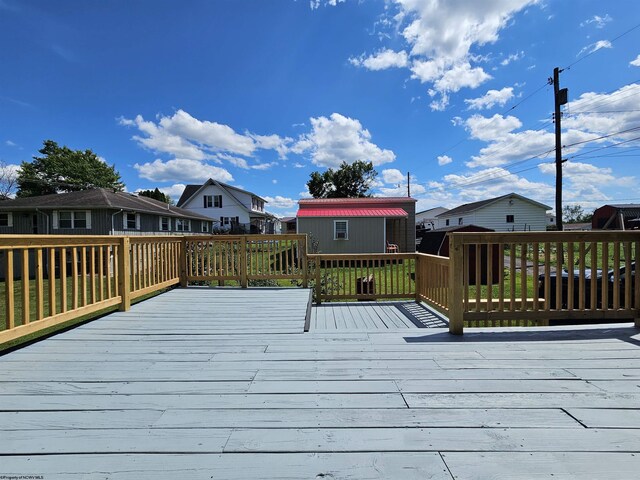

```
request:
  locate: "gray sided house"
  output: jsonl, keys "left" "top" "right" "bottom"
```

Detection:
{"left": 296, "top": 197, "right": 416, "bottom": 254}
{"left": 0, "top": 188, "right": 213, "bottom": 236}
{"left": 436, "top": 193, "right": 551, "bottom": 232}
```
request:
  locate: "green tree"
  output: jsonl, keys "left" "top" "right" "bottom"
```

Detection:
{"left": 138, "top": 187, "right": 172, "bottom": 204}
{"left": 562, "top": 204, "right": 593, "bottom": 224}
{"left": 16, "top": 140, "right": 124, "bottom": 197}
{"left": 307, "top": 160, "right": 377, "bottom": 198}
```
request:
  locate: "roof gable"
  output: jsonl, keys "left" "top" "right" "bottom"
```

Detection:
{"left": 437, "top": 193, "right": 551, "bottom": 217}
{"left": 176, "top": 179, "right": 267, "bottom": 208}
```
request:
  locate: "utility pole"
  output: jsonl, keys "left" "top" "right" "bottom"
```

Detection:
{"left": 407, "top": 171, "right": 411, "bottom": 197}
{"left": 552, "top": 67, "right": 568, "bottom": 231}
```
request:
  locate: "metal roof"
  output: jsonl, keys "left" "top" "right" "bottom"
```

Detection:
{"left": 297, "top": 207, "right": 408, "bottom": 218}
{"left": 299, "top": 197, "right": 415, "bottom": 205}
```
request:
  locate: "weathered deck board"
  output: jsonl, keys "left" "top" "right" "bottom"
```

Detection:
{"left": 1, "top": 288, "right": 640, "bottom": 478}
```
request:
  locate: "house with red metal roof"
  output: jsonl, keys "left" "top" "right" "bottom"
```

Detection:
{"left": 296, "top": 197, "right": 416, "bottom": 254}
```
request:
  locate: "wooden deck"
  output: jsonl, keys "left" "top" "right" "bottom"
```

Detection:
{"left": 311, "top": 301, "right": 447, "bottom": 330}
{"left": 2, "top": 288, "right": 640, "bottom": 478}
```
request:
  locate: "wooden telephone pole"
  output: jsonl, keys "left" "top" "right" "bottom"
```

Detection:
{"left": 552, "top": 67, "right": 568, "bottom": 231}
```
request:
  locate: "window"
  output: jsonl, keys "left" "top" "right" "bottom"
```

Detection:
{"left": 57, "top": 211, "right": 90, "bottom": 229}
{"left": 159, "top": 217, "right": 171, "bottom": 231}
{"left": 205, "top": 195, "right": 222, "bottom": 208}
{"left": 334, "top": 220, "right": 348, "bottom": 240}
{"left": 0, "top": 212, "right": 12, "bottom": 227}
{"left": 445, "top": 219, "right": 450, "bottom": 226}
{"left": 506, "top": 215, "right": 515, "bottom": 223}
{"left": 201, "top": 222, "right": 209, "bottom": 233}
{"left": 176, "top": 219, "right": 191, "bottom": 232}
{"left": 125, "top": 213, "right": 138, "bottom": 230}
{"left": 458, "top": 217, "right": 463, "bottom": 225}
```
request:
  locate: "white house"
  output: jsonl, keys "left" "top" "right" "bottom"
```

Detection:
{"left": 436, "top": 193, "right": 551, "bottom": 232}
{"left": 176, "top": 179, "right": 275, "bottom": 233}
{"left": 416, "top": 206, "right": 449, "bottom": 230}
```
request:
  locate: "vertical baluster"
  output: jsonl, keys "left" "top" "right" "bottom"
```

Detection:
{"left": 35, "top": 248, "right": 44, "bottom": 320}
{"left": 567, "top": 242, "right": 574, "bottom": 310}
{"left": 555, "top": 242, "right": 562, "bottom": 311}
{"left": 612, "top": 242, "right": 620, "bottom": 310}
{"left": 112, "top": 244, "right": 118, "bottom": 298}
{"left": 90, "top": 246, "right": 96, "bottom": 304}
{"left": 80, "top": 247, "right": 87, "bottom": 307}
{"left": 509, "top": 243, "right": 516, "bottom": 313}
{"left": 72, "top": 247, "right": 78, "bottom": 310}
{"left": 498, "top": 244, "right": 505, "bottom": 312}
{"left": 578, "top": 242, "right": 585, "bottom": 311}
{"left": 106, "top": 246, "right": 113, "bottom": 299}
{"left": 5, "top": 249, "right": 15, "bottom": 330}
{"left": 624, "top": 241, "right": 632, "bottom": 310}
{"left": 544, "top": 242, "right": 551, "bottom": 311}
{"left": 590, "top": 242, "right": 597, "bottom": 310}
{"left": 61, "top": 248, "right": 68, "bottom": 311}
{"left": 20, "top": 249, "right": 30, "bottom": 324}
{"left": 601, "top": 242, "right": 609, "bottom": 310}
{"left": 98, "top": 246, "right": 104, "bottom": 301}
{"left": 520, "top": 243, "right": 527, "bottom": 312}
{"left": 487, "top": 244, "right": 494, "bottom": 315}
{"left": 48, "top": 248, "right": 56, "bottom": 316}
{"left": 475, "top": 244, "right": 481, "bottom": 312}
{"left": 532, "top": 242, "right": 539, "bottom": 313}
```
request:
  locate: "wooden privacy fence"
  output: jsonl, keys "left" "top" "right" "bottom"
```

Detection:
{"left": 0, "top": 235, "right": 182, "bottom": 345}
{"left": 447, "top": 231, "right": 640, "bottom": 334}
{"left": 184, "top": 234, "right": 308, "bottom": 287}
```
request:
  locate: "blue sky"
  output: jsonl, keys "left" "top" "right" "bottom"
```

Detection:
{"left": 1, "top": 0, "right": 639, "bottom": 217}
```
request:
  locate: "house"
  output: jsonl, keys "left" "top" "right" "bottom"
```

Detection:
{"left": 592, "top": 204, "right": 640, "bottom": 230}
{"left": 280, "top": 216, "right": 297, "bottom": 234}
{"left": 296, "top": 197, "right": 416, "bottom": 254}
{"left": 416, "top": 206, "right": 448, "bottom": 231}
{"left": 0, "top": 188, "right": 213, "bottom": 235}
{"left": 176, "top": 179, "right": 276, "bottom": 234}
{"left": 436, "top": 193, "right": 551, "bottom": 232}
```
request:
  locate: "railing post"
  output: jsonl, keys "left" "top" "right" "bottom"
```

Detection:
{"left": 118, "top": 237, "right": 131, "bottom": 311}
{"left": 301, "top": 235, "right": 308, "bottom": 288}
{"left": 448, "top": 234, "right": 464, "bottom": 335}
{"left": 179, "top": 237, "right": 188, "bottom": 287}
{"left": 414, "top": 254, "right": 421, "bottom": 303}
{"left": 315, "top": 257, "right": 322, "bottom": 305}
{"left": 240, "top": 236, "right": 248, "bottom": 288}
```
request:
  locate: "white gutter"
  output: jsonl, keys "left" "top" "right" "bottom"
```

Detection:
{"left": 111, "top": 209, "right": 124, "bottom": 235}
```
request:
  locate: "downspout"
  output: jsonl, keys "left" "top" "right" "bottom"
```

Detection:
{"left": 35, "top": 208, "right": 50, "bottom": 234}
{"left": 111, "top": 209, "right": 124, "bottom": 235}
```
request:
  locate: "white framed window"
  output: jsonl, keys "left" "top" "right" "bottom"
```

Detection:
{"left": 201, "top": 221, "right": 209, "bottom": 233}
{"left": 159, "top": 216, "right": 171, "bottom": 231}
{"left": 214, "top": 195, "right": 222, "bottom": 208}
{"left": 506, "top": 214, "right": 515, "bottom": 223}
{"left": 176, "top": 219, "right": 191, "bottom": 232}
{"left": 55, "top": 211, "right": 91, "bottom": 229}
{"left": 334, "top": 220, "right": 348, "bottom": 240}
{"left": 124, "top": 212, "right": 139, "bottom": 230}
{"left": 206, "top": 194, "right": 222, "bottom": 208}
{"left": 0, "top": 212, "right": 12, "bottom": 227}
{"left": 445, "top": 219, "right": 450, "bottom": 226}
{"left": 204, "top": 195, "right": 213, "bottom": 208}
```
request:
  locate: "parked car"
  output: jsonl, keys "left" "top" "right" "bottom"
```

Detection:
{"left": 538, "top": 262, "right": 636, "bottom": 309}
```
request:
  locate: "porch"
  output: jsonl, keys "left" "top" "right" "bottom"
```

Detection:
{"left": 2, "top": 287, "right": 640, "bottom": 478}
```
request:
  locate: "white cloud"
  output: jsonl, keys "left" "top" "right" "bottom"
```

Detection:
{"left": 630, "top": 54, "right": 640, "bottom": 67}
{"left": 465, "top": 114, "right": 522, "bottom": 142}
{"left": 465, "top": 87, "right": 514, "bottom": 110}
{"left": 250, "top": 133, "right": 292, "bottom": 159}
{"left": 252, "top": 162, "right": 278, "bottom": 170}
{"left": 577, "top": 40, "right": 612, "bottom": 57}
{"left": 263, "top": 195, "right": 297, "bottom": 209}
{"left": 335, "top": 0, "right": 536, "bottom": 110}
{"left": 5, "top": 140, "right": 17, "bottom": 147}
{"left": 293, "top": 162, "right": 305, "bottom": 168}
{"left": 500, "top": 51, "right": 524, "bottom": 66}
{"left": 437, "top": 155, "right": 453, "bottom": 166}
{"left": 309, "top": 0, "right": 345, "bottom": 10}
{"left": 292, "top": 113, "right": 396, "bottom": 167}
{"left": 134, "top": 158, "right": 234, "bottom": 183}
{"left": 350, "top": 49, "right": 409, "bottom": 70}
{"left": 158, "top": 183, "right": 187, "bottom": 200}
{"left": 580, "top": 14, "right": 612, "bottom": 29}
{"left": 381, "top": 168, "right": 406, "bottom": 184}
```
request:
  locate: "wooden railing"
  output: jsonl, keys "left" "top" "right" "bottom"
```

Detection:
{"left": 1, "top": 235, "right": 181, "bottom": 346}
{"left": 448, "top": 231, "right": 640, "bottom": 334}
{"left": 184, "top": 234, "right": 308, "bottom": 287}
{"left": 415, "top": 253, "right": 450, "bottom": 315}
{"left": 309, "top": 253, "right": 416, "bottom": 302}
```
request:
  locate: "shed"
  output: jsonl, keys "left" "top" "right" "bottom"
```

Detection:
{"left": 418, "top": 225, "right": 499, "bottom": 285}
{"left": 592, "top": 204, "right": 640, "bottom": 230}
